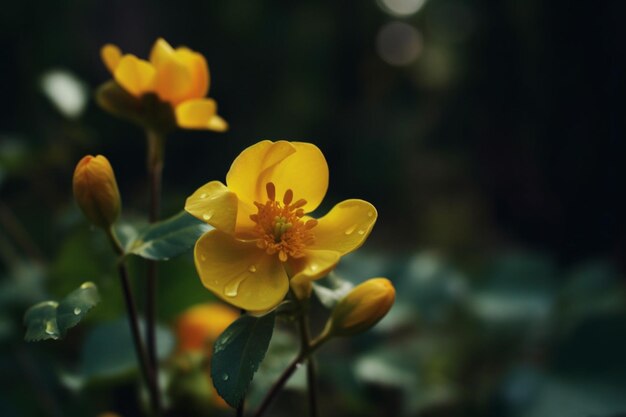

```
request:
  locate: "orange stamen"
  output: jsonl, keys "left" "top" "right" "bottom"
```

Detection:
{"left": 250, "top": 183, "right": 317, "bottom": 262}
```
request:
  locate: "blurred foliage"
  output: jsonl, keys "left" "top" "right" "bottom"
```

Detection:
{"left": 1, "top": 0, "right": 625, "bottom": 416}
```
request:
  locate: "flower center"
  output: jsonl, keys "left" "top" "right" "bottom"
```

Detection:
{"left": 250, "top": 182, "right": 317, "bottom": 262}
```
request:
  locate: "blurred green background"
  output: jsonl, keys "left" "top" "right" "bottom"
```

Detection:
{"left": 1, "top": 1, "right": 626, "bottom": 416}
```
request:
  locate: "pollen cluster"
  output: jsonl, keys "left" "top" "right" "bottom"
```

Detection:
{"left": 250, "top": 182, "right": 317, "bottom": 262}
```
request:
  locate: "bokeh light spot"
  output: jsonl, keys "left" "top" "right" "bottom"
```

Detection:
{"left": 376, "top": 22, "right": 423, "bottom": 66}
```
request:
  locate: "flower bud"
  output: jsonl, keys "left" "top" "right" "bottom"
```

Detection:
{"left": 73, "top": 155, "right": 121, "bottom": 228}
{"left": 326, "top": 278, "right": 395, "bottom": 337}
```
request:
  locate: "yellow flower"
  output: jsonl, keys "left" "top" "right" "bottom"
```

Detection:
{"left": 73, "top": 155, "right": 121, "bottom": 228}
{"left": 185, "top": 140, "right": 377, "bottom": 312}
{"left": 100, "top": 38, "right": 227, "bottom": 131}
{"left": 175, "top": 303, "right": 239, "bottom": 355}
{"left": 325, "top": 278, "right": 395, "bottom": 337}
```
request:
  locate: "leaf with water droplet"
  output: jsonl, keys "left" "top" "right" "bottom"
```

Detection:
{"left": 211, "top": 312, "right": 276, "bottom": 408}
{"left": 23, "top": 281, "right": 100, "bottom": 341}
{"left": 129, "top": 211, "right": 212, "bottom": 261}
{"left": 23, "top": 301, "right": 60, "bottom": 341}
{"left": 57, "top": 281, "right": 100, "bottom": 332}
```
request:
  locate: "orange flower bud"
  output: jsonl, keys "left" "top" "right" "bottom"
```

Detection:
{"left": 73, "top": 155, "right": 121, "bottom": 228}
{"left": 175, "top": 303, "right": 239, "bottom": 354}
{"left": 326, "top": 278, "right": 395, "bottom": 337}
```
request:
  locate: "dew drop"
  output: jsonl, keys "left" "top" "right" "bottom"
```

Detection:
{"left": 45, "top": 321, "right": 56, "bottom": 335}
{"left": 368, "top": 211, "right": 374, "bottom": 218}
{"left": 73, "top": 307, "right": 82, "bottom": 315}
{"left": 200, "top": 193, "right": 207, "bottom": 199}
{"left": 358, "top": 229, "right": 365, "bottom": 235}
{"left": 202, "top": 211, "right": 214, "bottom": 221}
{"left": 310, "top": 263, "right": 319, "bottom": 272}
{"left": 222, "top": 373, "right": 229, "bottom": 381}
{"left": 200, "top": 254, "right": 207, "bottom": 261}
{"left": 248, "top": 264, "right": 257, "bottom": 273}
{"left": 224, "top": 274, "right": 248, "bottom": 297}
{"left": 344, "top": 225, "right": 357, "bottom": 235}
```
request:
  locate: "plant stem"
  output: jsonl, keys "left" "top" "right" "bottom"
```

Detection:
{"left": 236, "top": 401, "right": 245, "bottom": 417}
{"left": 253, "top": 351, "right": 306, "bottom": 417}
{"left": 146, "top": 129, "right": 165, "bottom": 408}
{"left": 253, "top": 305, "right": 328, "bottom": 417}
{"left": 106, "top": 228, "right": 161, "bottom": 416}
{"left": 297, "top": 303, "right": 319, "bottom": 417}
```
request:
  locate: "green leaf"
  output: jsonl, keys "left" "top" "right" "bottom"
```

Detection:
{"left": 24, "top": 301, "right": 60, "bottom": 341}
{"left": 129, "top": 211, "right": 212, "bottom": 261}
{"left": 23, "top": 282, "right": 100, "bottom": 341}
{"left": 80, "top": 318, "right": 175, "bottom": 383}
{"left": 211, "top": 312, "right": 276, "bottom": 408}
{"left": 56, "top": 282, "right": 100, "bottom": 332}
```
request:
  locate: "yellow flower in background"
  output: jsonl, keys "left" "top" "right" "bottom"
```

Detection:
{"left": 326, "top": 278, "right": 395, "bottom": 337}
{"left": 175, "top": 303, "right": 239, "bottom": 355}
{"left": 185, "top": 140, "right": 378, "bottom": 312}
{"left": 73, "top": 155, "right": 121, "bottom": 229}
{"left": 100, "top": 38, "right": 227, "bottom": 131}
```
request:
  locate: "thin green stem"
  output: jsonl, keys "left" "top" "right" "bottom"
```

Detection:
{"left": 296, "top": 301, "right": 319, "bottom": 417}
{"left": 106, "top": 228, "right": 160, "bottom": 416}
{"left": 252, "top": 334, "right": 328, "bottom": 417}
{"left": 145, "top": 129, "right": 165, "bottom": 411}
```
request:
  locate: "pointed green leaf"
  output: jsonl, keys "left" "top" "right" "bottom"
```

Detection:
{"left": 211, "top": 312, "right": 276, "bottom": 408}
{"left": 129, "top": 211, "right": 212, "bottom": 261}
{"left": 23, "top": 282, "right": 100, "bottom": 342}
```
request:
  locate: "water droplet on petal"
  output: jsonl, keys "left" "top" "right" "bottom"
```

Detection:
{"left": 224, "top": 273, "right": 248, "bottom": 297}
{"left": 200, "top": 193, "right": 207, "bottom": 199}
{"left": 344, "top": 225, "right": 357, "bottom": 235}
{"left": 73, "top": 307, "right": 82, "bottom": 315}
{"left": 200, "top": 254, "right": 207, "bottom": 262}
{"left": 202, "top": 211, "right": 214, "bottom": 221}
{"left": 222, "top": 373, "right": 229, "bottom": 381}
{"left": 248, "top": 264, "right": 257, "bottom": 273}
{"left": 368, "top": 211, "right": 374, "bottom": 218}
{"left": 310, "top": 263, "right": 319, "bottom": 272}
{"left": 358, "top": 229, "right": 365, "bottom": 235}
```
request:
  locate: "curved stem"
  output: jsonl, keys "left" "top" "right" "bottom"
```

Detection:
{"left": 297, "top": 307, "right": 319, "bottom": 417}
{"left": 252, "top": 334, "right": 328, "bottom": 417}
{"left": 253, "top": 293, "right": 328, "bottom": 417}
{"left": 106, "top": 228, "right": 160, "bottom": 416}
{"left": 146, "top": 129, "right": 165, "bottom": 412}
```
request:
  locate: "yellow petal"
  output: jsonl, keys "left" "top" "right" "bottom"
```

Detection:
{"left": 207, "top": 114, "right": 229, "bottom": 132}
{"left": 310, "top": 199, "right": 377, "bottom": 255}
{"left": 175, "top": 99, "right": 228, "bottom": 131}
{"left": 149, "top": 38, "right": 175, "bottom": 67}
{"left": 289, "top": 249, "right": 341, "bottom": 283}
{"left": 185, "top": 180, "right": 239, "bottom": 235}
{"left": 150, "top": 39, "right": 194, "bottom": 104}
{"left": 101, "top": 44, "right": 122, "bottom": 73}
{"left": 113, "top": 55, "right": 156, "bottom": 97}
{"left": 194, "top": 230, "right": 289, "bottom": 311}
{"left": 175, "top": 47, "right": 210, "bottom": 99}
{"left": 259, "top": 142, "right": 329, "bottom": 213}
{"left": 226, "top": 140, "right": 297, "bottom": 206}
